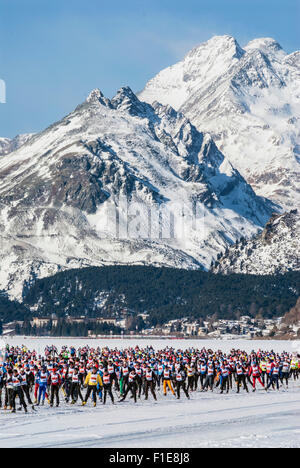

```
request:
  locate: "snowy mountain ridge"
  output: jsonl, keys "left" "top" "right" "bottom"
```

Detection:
{"left": 139, "top": 35, "right": 300, "bottom": 209}
{"left": 0, "top": 86, "right": 274, "bottom": 300}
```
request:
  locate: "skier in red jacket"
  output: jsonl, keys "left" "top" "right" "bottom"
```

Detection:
{"left": 48, "top": 368, "right": 61, "bottom": 407}
{"left": 249, "top": 361, "right": 265, "bottom": 392}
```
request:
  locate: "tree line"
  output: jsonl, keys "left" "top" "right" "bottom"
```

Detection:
{"left": 19, "top": 266, "right": 300, "bottom": 327}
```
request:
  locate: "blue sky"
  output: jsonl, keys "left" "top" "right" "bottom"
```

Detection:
{"left": 0, "top": 0, "right": 299, "bottom": 137}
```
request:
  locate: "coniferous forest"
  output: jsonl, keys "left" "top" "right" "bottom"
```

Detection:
{"left": 1, "top": 266, "right": 295, "bottom": 327}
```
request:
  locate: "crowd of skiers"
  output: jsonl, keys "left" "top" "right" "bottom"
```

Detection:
{"left": 0, "top": 344, "right": 299, "bottom": 413}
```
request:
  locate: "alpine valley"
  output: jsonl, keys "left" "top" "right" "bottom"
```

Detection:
{"left": 0, "top": 35, "right": 299, "bottom": 315}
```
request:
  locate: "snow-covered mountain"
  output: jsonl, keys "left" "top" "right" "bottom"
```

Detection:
{"left": 139, "top": 35, "right": 300, "bottom": 209}
{"left": 0, "top": 134, "right": 34, "bottom": 156}
{"left": 0, "top": 87, "right": 274, "bottom": 299}
{"left": 212, "top": 209, "right": 300, "bottom": 275}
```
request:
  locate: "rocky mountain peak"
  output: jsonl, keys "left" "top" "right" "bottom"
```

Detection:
{"left": 87, "top": 88, "right": 104, "bottom": 102}
{"left": 86, "top": 88, "right": 111, "bottom": 107}
{"left": 187, "top": 35, "right": 245, "bottom": 61}
{"left": 245, "top": 37, "right": 284, "bottom": 57}
{"left": 110, "top": 86, "right": 151, "bottom": 117}
{"left": 138, "top": 35, "right": 300, "bottom": 210}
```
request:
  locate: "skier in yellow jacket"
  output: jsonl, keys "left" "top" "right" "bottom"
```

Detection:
{"left": 82, "top": 367, "right": 103, "bottom": 407}
{"left": 162, "top": 367, "right": 175, "bottom": 396}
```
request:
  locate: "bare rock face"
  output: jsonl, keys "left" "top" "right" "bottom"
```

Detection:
{"left": 212, "top": 210, "right": 300, "bottom": 275}
{"left": 139, "top": 35, "right": 300, "bottom": 210}
{"left": 0, "top": 87, "right": 274, "bottom": 299}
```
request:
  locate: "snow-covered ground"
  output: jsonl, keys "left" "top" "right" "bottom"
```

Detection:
{"left": 1, "top": 338, "right": 300, "bottom": 448}
{"left": 5, "top": 336, "right": 300, "bottom": 354}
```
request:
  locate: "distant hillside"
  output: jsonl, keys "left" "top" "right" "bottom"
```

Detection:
{"left": 22, "top": 266, "right": 300, "bottom": 326}
{"left": 0, "top": 292, "right": 30, "bottom": 323}
{"left": 283, "top": 297, "right": 300, "bottom": 325}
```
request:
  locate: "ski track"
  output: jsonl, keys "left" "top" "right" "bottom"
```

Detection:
{"left": 1, "top": 386, "right": 300, "bottom": 448}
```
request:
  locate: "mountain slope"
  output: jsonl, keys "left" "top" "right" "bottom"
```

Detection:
{"left": 139, "top": 35, "right": 300, "bottom": 209}
{"left": 212, "top": 209, "right": 300, "bottom": 274}
{"left": 0, "top": 87, "right": 274, "bottom": 300}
